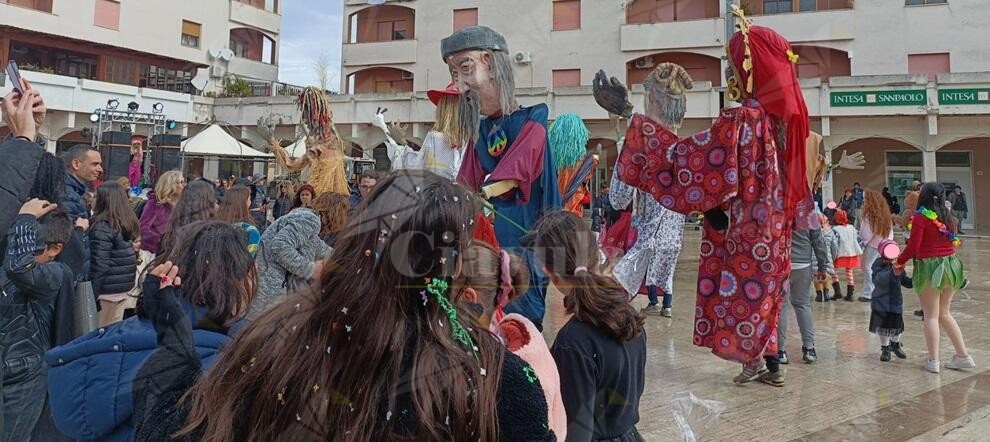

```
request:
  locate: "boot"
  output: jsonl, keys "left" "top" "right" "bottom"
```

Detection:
{"left": 845, "top": 285, "right": 855, "bottom": 302}
{"left": 823, "top": 286, "right": 831, "bottom": 299}
{"left": 891, "top": 342, "right": 907, "bottom": 359}
{"left": 880, "top": 345, "right": 892, "bottom": 362}
{"left": 815, "top": 290, "right": 825, "bottom": 302}
{"left": 832, "top": 282, "right": 843, "bottom": 300}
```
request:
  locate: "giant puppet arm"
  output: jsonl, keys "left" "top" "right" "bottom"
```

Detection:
{"left": 266, "top": 136, "right": 350, "bottom": 195}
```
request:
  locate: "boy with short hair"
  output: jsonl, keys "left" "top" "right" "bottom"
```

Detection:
{"left": 1, "top": 199, "right": 74, "bottom": 440}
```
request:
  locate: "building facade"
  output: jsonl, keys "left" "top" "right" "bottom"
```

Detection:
{"left": 325, "top": 0, "right": 990, "bottom": 230}
{"left": 1, "top": 0, "right": 286, "bottom": 178}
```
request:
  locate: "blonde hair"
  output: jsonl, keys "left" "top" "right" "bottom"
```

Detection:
{"left": 155, "top": 170, "right": 185, "bottom": 205}
{"left": 433, "top": 94, "right": 469, "bottom": 147}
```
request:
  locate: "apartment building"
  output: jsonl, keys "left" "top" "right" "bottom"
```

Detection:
{"left": 321, "top": 0, "right": 990, "bottom": 230}
{"left": 1, "top": 0, "right": 285, "bottom": 177}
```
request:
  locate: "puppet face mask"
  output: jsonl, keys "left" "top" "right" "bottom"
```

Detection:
{"left": 448, "top": 50, "right": 493, "bottom": 95}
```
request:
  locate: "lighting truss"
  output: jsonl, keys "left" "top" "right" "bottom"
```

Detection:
{"left": 90, "top": 108, "right": 170, "bottom": 184}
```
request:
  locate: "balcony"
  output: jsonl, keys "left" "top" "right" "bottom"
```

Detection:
{"left": 620, "top": 18, "right": 725, "bottom": 52}
{"left": 749, "top": 8, "right": 855, "bottom": 44}
{"left": 342, "top": 39, "right": 417, "bottom": 67}
{"left": 230, "top": 0, "right": 281, "bottom": 34}
{"left": 227, "top": 56, "right": 279, "bottom": 82}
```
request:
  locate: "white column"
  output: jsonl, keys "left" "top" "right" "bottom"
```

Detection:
{"left": 922, "top": 149, "right": 937, "bottom": 182}
{"left": 204, "top": 157, "right": 219, "bottom": 179}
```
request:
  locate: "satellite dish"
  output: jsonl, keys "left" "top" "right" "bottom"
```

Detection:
{"left": 219, "top": 48, "right": 235, "bottom": 61}
{"left": 208, "top": 48, "right": 221, "bottom": 59}
{"left": 191, "top": 74, "right": 209, "bottom": 91}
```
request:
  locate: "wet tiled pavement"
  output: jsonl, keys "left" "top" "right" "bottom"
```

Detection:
{"left": 543, "top": 230, "right": 990, "bottom": 441}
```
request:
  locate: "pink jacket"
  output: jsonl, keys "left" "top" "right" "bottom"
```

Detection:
{"left": 494, "top": 313, "right": 567, "bottom": 440}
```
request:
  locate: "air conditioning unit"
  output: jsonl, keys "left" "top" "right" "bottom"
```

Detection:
{"left": 210, "top": 65, "right": 227, "bottom": 78}
{"left": 400, "top": 71, "right": 414, "bottom": 80}
{"left": 634, "top": 56, "right": 654, "bottom": 70}
{"left": 514, "top": 52, "right": 532, "bottom": 64}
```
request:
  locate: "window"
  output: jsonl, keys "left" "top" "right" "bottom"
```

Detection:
{"left": 626, "top": 0, "right": 719, "bottom": 23}
{"left": 908, "top": 52, "right": 950, "bottom": 79}
{"left": 799, "top": 0, "right": 816, "bottom": 11}
{"left": 552, "top": 69, "right": 581, "bottom": 88}
{"left": 181, "top": 20, "right": 201, "bottom": 48}
{"left": 231, "top": 40, "right": 247, "bottom": 58}
{"left": 94, "top": 0, "right": 120, "bottom": 30}
{"left": 453, "top": 8, "right": 478, "bottom": 32}
{"left": 262, "top": 35, "right": 276, "bottom": 64}
{"left": 763, "top": 0, "right": 793, "bottom": 14}
{"left": 1, "top": 0, "right": 53, "bottom": 13}
{"left": 376, "top": 20, "right": 409, "bottom": 41}
{"left": 552, "top": 0, "right": 581, "bottom": 30}
{"left": 906, "top": 0, "right": 947, "bottom": 5}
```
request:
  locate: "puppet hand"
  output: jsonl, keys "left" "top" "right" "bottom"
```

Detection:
{"left": 837, "top": 150, "right": 866, "bottom": 170}
{"left": 593, "top": 70, "right": 633, "bottom": 118}
{"left": 388, "top": 121, "right": 408, "bottom": 146}
{"left": 372, "top": 107, "right": 389, "bottom": 134}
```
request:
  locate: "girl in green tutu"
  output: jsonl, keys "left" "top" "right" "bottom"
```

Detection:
{"left": 896, "top": 182, "right": 973, "bottom": 374}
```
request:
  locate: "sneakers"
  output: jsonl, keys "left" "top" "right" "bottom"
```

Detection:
{"left": 757, "top": 370, "right": 785, "bottom": 387}
{"left": 779, "top": 350, "right": 789, "bottom": 365}
{"left": 961, "top": 279, "right": 971, "bottom": 290}
{"left": 802, "top": 347, "right": 817, "bottom": 364}
{"left": 641, "top": 304, "right": 662, "bottom": 316}
{"left": 946, "top": 355, "right": 977, "bottom": 370}
{"left": 733, "top": 364, "right": 766, "bottom": 384}
{"left": 660, "top": 307, "right": 672, "bottom": 318}
{"left": 890, "top": 342, "right": 907, "bottom": 359}
{"left": 914, "top": 309, "right": 924, "bottom": 317}
{"left": 925, "top": 358, "right": 941, "bottom": 373}
{"left": 858, "top": 296, "right": 871, "bottom": 302}
{"left": 880, "top": 346, "right": 892, "bottom": 362}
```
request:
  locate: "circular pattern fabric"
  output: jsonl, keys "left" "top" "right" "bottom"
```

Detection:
{"left": 719, "top": 271, "right": 738, "bottom": 297}
{"left": 692, "top": 129, "right": 713, "bottom": 146}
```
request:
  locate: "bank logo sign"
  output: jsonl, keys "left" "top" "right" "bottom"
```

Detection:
{"left": 831, "top": 90, "right": 927, "bottom": 107}
{"left": 939, "top": 88, "right": 990, "bottom": 105}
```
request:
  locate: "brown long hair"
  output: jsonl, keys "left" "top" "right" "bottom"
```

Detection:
{"left": 310, "top": 192, "right": 349, "bottom": 237}
{"left": 453, "top": 242, "right": 529, "bottom": 322}
{"left": 156, "top": 181, "right": 217, "bottom": 264}
{"left": 532, "top": 211, "right": 644, "bottom": 341}
{"left": 92, "top": 181, "right": 140, "bottom": 240}
{"left": 179, "top": 170, "right": 506, "bottom": 441}
{"left": 214, "top": 185, "right": 253, "bottom": 225}
{"left": 862, "top": 189, "right": 893, "bottom": 238}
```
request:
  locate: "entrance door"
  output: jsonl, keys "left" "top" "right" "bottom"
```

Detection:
{"left": 936, "top": 151, "right": 974, "bottom": 231}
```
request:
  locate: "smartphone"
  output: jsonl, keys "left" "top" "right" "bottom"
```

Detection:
{"left": 6, "top": 60, "right": 24, "bottom": 95}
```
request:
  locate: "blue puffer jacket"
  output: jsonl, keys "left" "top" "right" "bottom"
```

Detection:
{"left": 44, "top": 301, "right": 243, "bottom": 441}
{"left": 62, "top": 172, "right": 90, "bottom": 222}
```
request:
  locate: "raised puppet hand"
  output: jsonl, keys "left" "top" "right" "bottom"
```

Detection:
{"left": 372, "top": 107, "right": 390, "bottom": 135}
{"left": 388, "top": 121, "right": 408, "bottom": 146}
{"left": 836, "top": 150, "right": 866, "bottom": 170}
{"left": 593, "top": 70, "right": 633, "bottom": 118}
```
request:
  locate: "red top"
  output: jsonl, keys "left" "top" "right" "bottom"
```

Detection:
{"left": 897, "top": 213, "right": 956, "bottom": 266}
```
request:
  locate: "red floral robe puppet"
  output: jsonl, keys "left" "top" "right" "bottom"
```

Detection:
{"left": 595, "top": 11, "right": 809, "bottom": 382}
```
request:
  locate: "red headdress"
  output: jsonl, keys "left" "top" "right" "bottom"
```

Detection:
{"left": 727, "top": 7, "right": 809, "bottom": 217}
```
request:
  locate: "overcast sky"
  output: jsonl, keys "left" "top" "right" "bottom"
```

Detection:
{"left": 278, "top": 0, "right": 344, "bottom": 91}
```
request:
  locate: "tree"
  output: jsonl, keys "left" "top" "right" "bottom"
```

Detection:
{"left": 313, "top": 53, "right": 331, "bottom": 92}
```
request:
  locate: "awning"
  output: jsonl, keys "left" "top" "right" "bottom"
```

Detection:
{"left": 180, "top": 124, "right": 273, "bottom": 158}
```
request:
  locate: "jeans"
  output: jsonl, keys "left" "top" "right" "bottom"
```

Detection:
{"left": 862, "top": 246, "right": 880, "bottom": 299}
{"left": 647, "top": 286, "right": 672, "bottom": 308}
{"left": 779, "top": 266, "right": 815, "bottom": 349}
{"left": 2, "top": 355, "right": 48, "bottom": 442}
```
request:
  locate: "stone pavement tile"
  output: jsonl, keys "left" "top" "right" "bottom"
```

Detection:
{"left": 909, "top": 404, "right": 990, "bottom": 441}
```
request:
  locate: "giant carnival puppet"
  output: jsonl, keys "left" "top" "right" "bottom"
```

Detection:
{"left": 609, "top": 63, "right": 692, "bottom": 317}
{"left": 595, "top": 7, "right": 811, "bottom": 383}
{"left": 443, "top": 26, "right": 562, "bottom": 328}
{"left": 265, "top": 87, "right": 350, "bottom": 196}
{"left": 548, "top": 113, "right": 595, "bottom": 217}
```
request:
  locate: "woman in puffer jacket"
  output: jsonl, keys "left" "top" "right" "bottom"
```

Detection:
{"left": 89, "top": 182, "right": 141, "bottom": 325}
{"left": 46, "top": 221, "right": 256, "bottom": 441}
{"left": 246, "top": 206, "right": 331, "bottom": 319}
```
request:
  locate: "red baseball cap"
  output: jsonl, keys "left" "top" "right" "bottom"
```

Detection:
{"left": 427, "top": 82, "right": 460, "bottom": 106}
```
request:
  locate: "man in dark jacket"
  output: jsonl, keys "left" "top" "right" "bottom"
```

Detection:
{"left": 1, "top": 200, "right": 74, "bottom": 441}
{"left": 61, "top": 145, "right": 102, "bottom": 223}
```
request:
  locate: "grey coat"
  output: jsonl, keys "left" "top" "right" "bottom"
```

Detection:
{"left": 248, "top": 208, "right": 331, "bottom": 319}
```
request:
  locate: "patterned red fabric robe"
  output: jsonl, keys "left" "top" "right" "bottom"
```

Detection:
{"left": 616, "top": 99, "right": 791, "bottom": 365}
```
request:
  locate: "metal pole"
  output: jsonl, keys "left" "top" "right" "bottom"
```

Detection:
{"left": 725, "top": 0, "right": 735, "bottom": 42}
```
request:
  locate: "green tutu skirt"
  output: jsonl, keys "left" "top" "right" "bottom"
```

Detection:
{"left": 913, "top": 256, "right": 964, "bottom": 292}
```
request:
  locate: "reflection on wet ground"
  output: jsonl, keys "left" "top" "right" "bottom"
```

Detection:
{"left": 542, "top": 230, "right": 990, "bottom": 440}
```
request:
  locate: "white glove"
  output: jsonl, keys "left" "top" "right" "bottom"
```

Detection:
{"left": 372, "top": 107, "right": 389, "bottom": 135}
{"left": 836, "top": 150, "right": 865, "bottom": 170}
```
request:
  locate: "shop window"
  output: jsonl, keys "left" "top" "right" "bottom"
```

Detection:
{"left": 763, "top": 0, "right": 793, "bottom": 14}
{"left": 552, "top": 69, "right": 581, "bottom": 88}
{"left": 908, "top": 52, "right": 949, "bottom": 79}
{"left": 936, "top": 151, "right": 971, "bottom": 167}
{"left": 453, "top": 8, "right": 478, "bottom": 32}
{"left": 553, "top": 0, "right": 581, "bottom": 30}
{"left": 886, "top": 151, "right": 923, "bottom": 168}
{"left": 181, "top": 20, "right": 202, "bottom": 48}
{"left": 94, "top": 0, "right": 120, "bottom": 30}
{"left": 799, "top": 0, "right": 817, "bottom": 10}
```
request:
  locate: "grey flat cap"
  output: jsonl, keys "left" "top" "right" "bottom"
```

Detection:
{"left": 441, "top": 26, "right": 508, "bottom": 61}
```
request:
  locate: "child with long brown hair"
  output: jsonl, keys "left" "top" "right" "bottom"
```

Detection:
{"left": 531, "top": 211, "right": 646, "bottom": 441}
{"left": 89, "top": 181, "right": 141, "bottom": 325}
{"left": 214, "top": 185, "right": 254, "bottom": 225}
{"left": 131, "top": 170, "right": 555, "bottom": 441}
{"left": 310, "top": 192, "right": 349, "bottom": 247}
{"left": 832, "top": 209, "right": 863, "bottom": 301}
{"left": 858, "top": 189, "right": 895, "bottom": 302}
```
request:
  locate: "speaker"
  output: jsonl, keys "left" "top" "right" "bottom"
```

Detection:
{"left": 98, "top": 131, "right": 132, "bottom": 146}
{"left": 150, "top": 134, "right": 181, "bottom": 147}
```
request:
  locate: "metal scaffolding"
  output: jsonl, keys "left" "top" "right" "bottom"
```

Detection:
{"left": 90, "top": 108, "right": 169, "bottom": 184}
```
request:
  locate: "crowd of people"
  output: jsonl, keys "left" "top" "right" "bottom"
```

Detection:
{"left": 0, "top": 16, "right": 977, "bottom": 442}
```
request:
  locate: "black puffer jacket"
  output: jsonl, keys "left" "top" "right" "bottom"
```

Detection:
{"left": 88, "top": 220, "right": 137, "bottom": 295}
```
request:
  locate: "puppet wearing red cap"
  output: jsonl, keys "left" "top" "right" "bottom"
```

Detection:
{"left": 600, "top": 6, "right": 810, "bottom": 380}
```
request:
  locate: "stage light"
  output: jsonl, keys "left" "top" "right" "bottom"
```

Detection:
{"left": 166, "top": 120, "right": 177, "bottom": 130}
{"left": 120, "top": 124, "right": 132, "bottom": 133}
{"left": 128, "top": 101, "right": 139, "bottom": 112}
{"left": 107, "top": 99, "right": 119, "bottom": 109}
{"left": 152, "top": 102, "right": 164, "bottom": 113}
{"left": 89, "top": 112, "right": 99, "bottom": 123}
